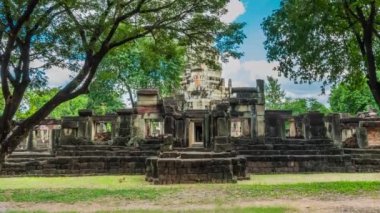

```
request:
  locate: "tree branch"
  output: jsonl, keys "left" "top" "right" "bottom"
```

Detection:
{"left": 63, "top": 5, "right": 88, "bottom": 50}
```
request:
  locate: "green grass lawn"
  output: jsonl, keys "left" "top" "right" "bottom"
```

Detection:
{"left": 0, "top": 173, "right": 379, "bottom": 213}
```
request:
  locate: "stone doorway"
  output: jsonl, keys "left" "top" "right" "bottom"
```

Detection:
{"left": 189, "top": 120, "right": 204, "bottom": 148}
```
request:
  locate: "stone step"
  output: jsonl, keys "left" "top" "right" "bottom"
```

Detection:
{"left": 352, "top": 158, "right": 380, "bottom": 165}
{"left": 55, "top": 150, "right": 157, "bottom": 157}
{"left": 159, "top": 151, "right": 237, "bottom": 159}
{"left": 344, "top": 149, "right": 380, "bottom": 155}
{"left": 58, "top": 145, "right": 135, "bottom": 151}
{"left": 173, "top": 148, "right": 212, "bottom": 152}
{"left": 9, "top": 152, "right": 54, "bottom": 159}
{"left": 265, "top": 138, "right": 334, "bottom": 144}
{"left": 238, "top": 149, "right": 343, "bottom": 155}
{"left": 349, "top": 154, "right": 380, "bottom": 159}
{"left": 138, "top": 144, "right": 161, "bottom": 150}
{"left": 243, "top": 154, "right": 352, "bottom": 161}
{"left": 235, "top": 144, "right": 337, "bottom": 151}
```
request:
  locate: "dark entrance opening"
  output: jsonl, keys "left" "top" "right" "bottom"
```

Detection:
{"left": 194, "top": 122, "right": 203, "bottom": 142}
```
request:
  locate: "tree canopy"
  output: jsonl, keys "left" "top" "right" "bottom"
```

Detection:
{"left": 0, "top": 0, "right": 246, "bottom": 163}
{"left": 88, "top": 36, "right": 186, "bottom": 111}
{"left": 262, "top": 0, "right": 380, "bottom": 106}
{"left": 329, "top": 73, "right": 379, "bottom": 114}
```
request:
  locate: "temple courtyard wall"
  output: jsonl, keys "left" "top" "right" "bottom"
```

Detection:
{"left": 2, "top": 88, "right": 380, "bottom": 183}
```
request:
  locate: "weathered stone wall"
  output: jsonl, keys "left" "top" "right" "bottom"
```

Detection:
{"left": 245, "top": 156, "right": 353, "bottom": 173}
{"left": 2, "top": 156, "right": 147, "bottom": 176}
{"left": 2, "top": 145, "right": 158, "bottom": 176}
{"left": 236, "top": 136, "right": 380, "bottom": 173}
{"left": 145, "top": 151, "right": 248, "bottom": 184}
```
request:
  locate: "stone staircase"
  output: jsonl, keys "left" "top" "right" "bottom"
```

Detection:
{"left": 234, "top": 139, "right": 355, "bottom": 173}
{"left": 2, "top": 145, "right": 159, "bottom": 176}
{"left": 344, "top": 148, "right": 380, "bottom": 172}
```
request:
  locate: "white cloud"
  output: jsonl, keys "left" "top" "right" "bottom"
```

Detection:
{"left": 220, "top": 0, "right": 246, "bottom": 23}
{"left": 30, "top": 60, "right": 72, "bottom": 88}
{"left": 45, "top": 66, "right": 72, "bottom": 87}
{"left": 30, "top": 60, "right": 75, "bottom": 88}
{"left": 222, "top": 58, "right": 330, "bottom": 105}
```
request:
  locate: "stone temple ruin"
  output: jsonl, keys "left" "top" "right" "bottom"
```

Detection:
{"left": 3, "top": 63, "right": 380, "bottom": 184}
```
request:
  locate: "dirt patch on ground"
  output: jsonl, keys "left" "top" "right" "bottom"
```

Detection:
{"left": 1, "top": 197, "right": 380, "bottom": 212}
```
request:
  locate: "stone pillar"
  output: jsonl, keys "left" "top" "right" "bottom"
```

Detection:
{"left": 294, "top": 116, "right": 304, "bottom": 138}
{"left": 288, "top": 118, "right": 296, "bottom": 138}
{"left": 256, "top": 80, "right": 265, "bottom": 143}
{"left": 164, "top": 116, "right": 175, "bottom": 135}
{"left": 325, "top": 113, "right": 342, "bottom": 146}
{"left": 78, "top": 109, "right": 94, "bottom": 141}
{"left": 255, "top": 104, "right": 265, "bottom": 143}
{"left": 114, "top": 109, "right": 134, "bottom": 146}
{"left": 217, "top": 117, "right": 229, "bottom": 136}
{"left": 213, "top": 103, "right": 232, "bottom": 152}
{"left": 51, "top": 129, "right": 60, "bottom": 151}
{"left": 175, "top": 119, "right": 185, "bottom": 147}
{"left": 26, "top": 130, "right": 34, "bottom": 151}
{"left": 184, "top": 118, "right": 190, "bottom": 147}
{"left": 204, "top": 114, "right": 211, "bottom": 148}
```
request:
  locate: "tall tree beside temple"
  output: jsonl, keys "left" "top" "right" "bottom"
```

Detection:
{"left": 262, "top": 0, "right": 380, "bottom": 107}
{"left": 329, "top": 73, "right": 379, "bottom": 114}
{"left": 265, "top": 76, "right": 285, "bottom": 110}
{"left": 88, "top": 37, "right": 186, "bottom": 110}
{"left": 0, "top": 0, "right": 245, "bottom": 167}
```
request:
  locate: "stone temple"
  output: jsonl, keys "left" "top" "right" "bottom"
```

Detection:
{"left": 3, "top": 62, "right": 380, "bottom": 184}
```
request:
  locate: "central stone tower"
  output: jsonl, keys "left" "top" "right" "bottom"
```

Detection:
{"left": 180, "top": 62, "right": 229, "bottom": 110}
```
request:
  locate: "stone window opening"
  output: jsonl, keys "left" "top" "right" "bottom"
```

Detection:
{"left": 94, "top": 122, "right": 112, "bottom": 142}
{"left": 145, "top": 119, "right": 164, "bottom": 138}
{"left": 63, "top": 128, "right": 78, "bottom": 137}
{"left": 231, "top": 118, "right": 251, "bottom": 138}
{"left": 231, "top": 119, "right": 242, "bottom": 137}
{"left": 34, "top": 128, "right": 51, "bottom": 149}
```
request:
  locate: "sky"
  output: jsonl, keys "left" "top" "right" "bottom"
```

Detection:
{"left": 221, "top": 0, "right": 330, "bottom": 105}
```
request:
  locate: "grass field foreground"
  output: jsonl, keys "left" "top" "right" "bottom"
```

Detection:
{"left": 0, "top": 173, "right": 379, "bottom": 204}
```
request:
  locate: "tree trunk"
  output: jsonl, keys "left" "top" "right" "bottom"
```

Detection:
{"left": 0, "top": 148, "right": 5, "bottom": 172}
{"left": 0, "top": 129, "right": 29, "bottom": 171}
{"left": 125, "top": 83, "right": 135, "bottom": 108}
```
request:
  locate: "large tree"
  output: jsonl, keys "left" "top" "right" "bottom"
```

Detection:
{"left": 262, "top": 0, "right": 380, "bottom": 107}
{"left": 0, "top": 0, "right": 245, "bottom": 166}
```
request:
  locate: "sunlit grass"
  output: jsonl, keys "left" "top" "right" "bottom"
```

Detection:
{"left": 0, "top": 173, "right": 379, "bottom": 203}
